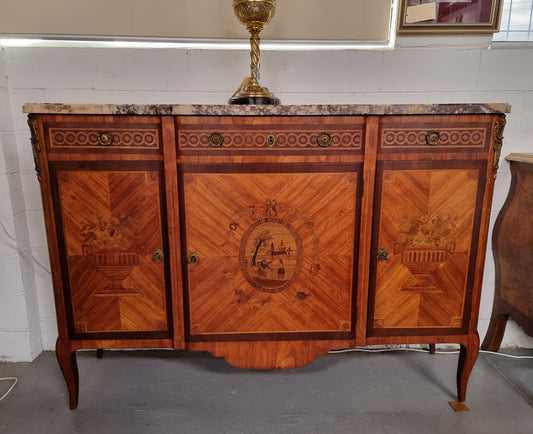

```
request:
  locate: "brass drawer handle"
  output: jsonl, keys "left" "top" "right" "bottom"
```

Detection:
{"left": 208, "top": 132, "right": 224, "bottom": 147}
{"left": 187, "top": 252, "right": 200, "bottom": 265}
{"left": 425, "top": 131, "right": 441, "bottom": 146}
{"left": 265, "top": 132, "right": 277, "bottom": 147}
{"left": 377, "top": 248, "right": 389, "bottom": 261}
{"left": 152, "top": 249, "right": 164, "bottom": 263}
{"left": 317, "top": 132, "right": 332, "bottom": 147}
{"left": 97, "top": 131, "right": 114, "bottom": 146}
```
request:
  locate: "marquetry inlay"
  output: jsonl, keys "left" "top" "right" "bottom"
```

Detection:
{"left": 239, "top": 217, "right": 303, "bottom": 294}
{"left": 179, "top": 130, "right": 363, "bottom": 149}
{"left": 382, "top": 128, "right": 486, "bottom": 148}
{"left": 49, "top": 128, "right": 160, "bottom": 149}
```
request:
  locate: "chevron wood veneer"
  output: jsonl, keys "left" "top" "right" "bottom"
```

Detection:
{"left": 27, "top": 106, "right": 506, "bottom": 411}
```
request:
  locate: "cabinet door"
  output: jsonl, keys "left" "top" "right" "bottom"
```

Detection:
{"left": 368, "top": 160, "right": 487, "bottom": 336}
{"left": 181, "top": 165, "right": 362, "bottom": 341}
{"left": 50, "top": 162, "right": 172, "bottom": 339}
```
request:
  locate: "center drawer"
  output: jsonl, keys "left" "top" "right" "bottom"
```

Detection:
{"left": 176, "top": 116, "right": 365, "bottom": 154}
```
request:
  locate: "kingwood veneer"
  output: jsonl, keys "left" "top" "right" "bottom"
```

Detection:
{"left": 24, "top": 103, "right": 509, "bottom": 411}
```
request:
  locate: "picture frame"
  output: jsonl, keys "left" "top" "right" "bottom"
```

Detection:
{"left": 397, "top": 0, "right": 504, "bottom": 34}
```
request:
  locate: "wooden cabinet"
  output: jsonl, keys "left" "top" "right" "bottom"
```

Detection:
{"left": 368, "top": 115, "right": 496, "bottom": 338}
{"left": 482, "top": 153, "right": 533, "bottom": 351}
{"left": 50, "top": 163, "right": 171, "bottom": 338}
{"left": 25, "top": 104, "right": 508, "bottom": 411}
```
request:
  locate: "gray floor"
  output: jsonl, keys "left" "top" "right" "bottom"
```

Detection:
{"left": 0, "top": 347, "right": 532, "bottom": 434}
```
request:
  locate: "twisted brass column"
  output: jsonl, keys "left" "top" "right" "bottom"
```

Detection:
{"left": 229, "top": 0, "right": 280, "bottom": 105}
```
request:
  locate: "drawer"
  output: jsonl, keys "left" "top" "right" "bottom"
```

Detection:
{"left": 176, "top": 116, "right": 365, "bottom": 153}
{"left": 42, "top": 115, "right": 163, "bottom": 154}
{"left": 379, "top": 115, "right": 493, "bottom": 153}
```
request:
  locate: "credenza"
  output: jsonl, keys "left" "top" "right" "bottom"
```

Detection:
{"left": 24, "top": 103, "right": 509, "bottom": 410}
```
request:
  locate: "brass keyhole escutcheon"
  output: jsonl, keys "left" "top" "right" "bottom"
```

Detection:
{"left": 152, "top": 249, "right": 164, "bottom": 263}
{"left": 265, "top": 132, "right": 277, "bottom": 147}
{"left": 97, "top": 131, "right": 114, "bottom": 146}
{"left": 187, "top": 252, "right": 200, "bottom": 265}
{"left": 317, "top": 132, "right": 332, "bottom": 147}
{"left": 377, "top": 248, "right": 389, "bottom": 261}
{"left": 425, "top": 131, "right": 441, "bottom": 146}
{"left": 208, "top": 132, "right": 224, "bottom": 148}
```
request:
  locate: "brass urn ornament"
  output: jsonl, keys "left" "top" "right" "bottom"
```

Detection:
{"left": 229, "top": 0, "right": 280, "bottom": 105}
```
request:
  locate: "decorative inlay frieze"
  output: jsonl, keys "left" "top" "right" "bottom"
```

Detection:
{"left": 179, "top": 130, "right": 363, "bottom": 149}
{"left": 49, "top": 128, "right": 160, "bottom": 149}
{"left": 382, "top": 128, "right": 486, "bottom": 148}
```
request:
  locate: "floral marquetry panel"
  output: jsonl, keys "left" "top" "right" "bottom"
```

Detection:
{"left": 181, "top": 168, "right": 362, "bottom": 340}
{"left": 50, "top": 162, "right": 171, "bottom": 338}
{"left": 368, "top": 161, "right": 487, "bottom": 336}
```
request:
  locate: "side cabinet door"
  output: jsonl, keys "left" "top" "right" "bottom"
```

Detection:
{"left": 368, "top": 160, "right": 487, "bottom": 336}
{"left": 50, "top": 162, "right": 172, "bottom": 339}
{"left": 181, "top": 167, "right": 362, "bottom": 341}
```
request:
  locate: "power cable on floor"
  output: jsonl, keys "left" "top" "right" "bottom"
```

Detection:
{"left": 0, "top": 217, "right": 51, "bottom": 274}
{"left": 329, "top": 347, "right": 533, "bottom": 359}
{"left": 0, "top": 377, "right": 18, "bottom": 403}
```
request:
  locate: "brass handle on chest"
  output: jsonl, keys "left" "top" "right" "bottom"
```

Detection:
{"left": 317, "top": 132, "right": 332, "bottom": 147}
{"left": 152, "top": 249, "right": 164, "bottom": 263}
{"left": 97, "top": 131, "right": 114, "bottom": 146}
{"left": 377, "top": 248, "right": 389, "bottom": 261}
{"left": 425, "top": 131, "right": 441, "bottom": 146}
{"left": 187, "top": 252, "right": 200, "bottom": 265}
{"left": 208, "top": 132, "right": 224, "bottom": 147}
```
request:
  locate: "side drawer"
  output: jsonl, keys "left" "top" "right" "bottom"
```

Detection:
{"left": 176, "top": 116, "right": 365, "bottom": 154}
{"left": 379, "top": 115, "right": 494, "bottom": 154}
{"left": 42, "top": 115, "right": 163, "bottom": 154}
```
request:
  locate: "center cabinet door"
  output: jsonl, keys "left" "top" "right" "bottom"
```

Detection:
{"left": 180, "top": 166, "right": 362, "bottom": 341}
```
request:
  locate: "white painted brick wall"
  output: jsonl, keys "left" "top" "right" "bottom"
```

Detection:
{"left": 0, "top": 46, "right": 42, "bottom": 361}
{"left": 1, "top": 36, "right": 532, "bottom": 361}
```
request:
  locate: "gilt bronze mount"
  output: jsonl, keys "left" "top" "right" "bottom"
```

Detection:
{"left": 229, "top": 0, "right": 280, "bottom": 105}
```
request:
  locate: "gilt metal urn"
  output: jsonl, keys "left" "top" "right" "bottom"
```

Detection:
{"left": 229, "top": 0, "right": 280, "bottom": 105}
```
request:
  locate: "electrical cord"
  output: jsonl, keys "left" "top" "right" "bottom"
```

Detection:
{"left": 0, "top": 377, "right": 18, "bottom": 403}
{"left": 0, "top": 217, "right": 51, "bottom": 274}
{"left": 329, "top": 347, "right": 533, "bottom": 359}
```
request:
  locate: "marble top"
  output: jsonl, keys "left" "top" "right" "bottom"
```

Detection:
{"left": 23, "top": 103, "right": 511, "bottom": 116}
{"left": 506, "top": 153, "right": 533, "bottom": 164}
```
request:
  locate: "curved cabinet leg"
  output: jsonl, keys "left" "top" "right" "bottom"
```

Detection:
{"left": 481, "top": 312, "right": 509, "bottom": 352}
{"left": 449, "top": 333, "right": 479, "bottom": 412}
{"left": 56, "top": 338, "right": 79, "bottom": 410}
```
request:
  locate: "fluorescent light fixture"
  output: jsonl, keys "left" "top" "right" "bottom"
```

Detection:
{"left": 0, "top": 1, "right": 399, "bottom": 51}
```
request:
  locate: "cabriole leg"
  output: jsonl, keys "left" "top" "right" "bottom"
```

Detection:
{"left": 56, "top": 338, "right": 79, "bottom": 410}
{"left": 481, "top": 312, "right": 509, "bottom": 352}
{"left": 449, "top": 333, "right": 480, "bottom": 412}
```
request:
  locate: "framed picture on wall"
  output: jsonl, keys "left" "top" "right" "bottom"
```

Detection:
{"left": 397, "top": 0, "right": 504, "bottom": 33}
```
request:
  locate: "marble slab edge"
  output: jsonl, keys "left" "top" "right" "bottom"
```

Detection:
{"left": 23, "top": 103, "right": 511, "bottom": 116}
{"left": 505, "top": 153, "right": 533, "bottom": 164}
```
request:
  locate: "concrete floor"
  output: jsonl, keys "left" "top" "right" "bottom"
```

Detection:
{"left": 0, "top": 347, "right": 531, "bottom": 434}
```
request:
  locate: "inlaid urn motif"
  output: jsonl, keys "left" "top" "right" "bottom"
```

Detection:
{"left": 396, "top": 213, "right": 460, "bottom": 292}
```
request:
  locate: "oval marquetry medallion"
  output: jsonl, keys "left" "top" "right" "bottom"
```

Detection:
{"left": 239, "top": 217, "right": 303, "bottom": 294}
